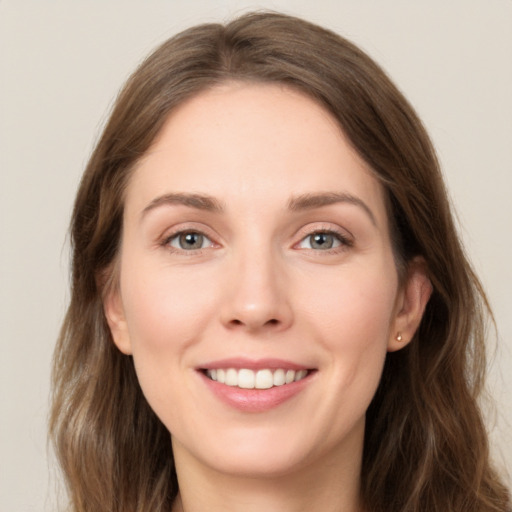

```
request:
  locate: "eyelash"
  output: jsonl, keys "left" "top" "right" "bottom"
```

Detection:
{"left": 161, "top": 227, "right": 353, "bottom": 255}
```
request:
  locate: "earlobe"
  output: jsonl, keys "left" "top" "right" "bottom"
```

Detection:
{"left": 388, "top": 258, "right": 432, "bottom": 352}
{"left": 103, "top": 288, "right": 133, "bottom": 355}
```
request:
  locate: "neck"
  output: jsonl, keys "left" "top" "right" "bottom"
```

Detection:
{"left": 171, "top": 431, "right": 364, "bottom": 512}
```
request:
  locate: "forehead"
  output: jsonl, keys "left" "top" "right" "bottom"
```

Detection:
{"left": 126, "top": 82, "right": 388, "bottom": 226}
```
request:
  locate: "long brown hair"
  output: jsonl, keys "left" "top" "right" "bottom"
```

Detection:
{"left": 50, "top": 11, "right": 510, "bottom": 512}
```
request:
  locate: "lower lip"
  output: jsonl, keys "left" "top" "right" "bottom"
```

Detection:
{"left": 199, "top": 371, "right": 314, "bottom": 413}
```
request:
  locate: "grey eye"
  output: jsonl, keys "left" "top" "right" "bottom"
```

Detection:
{"left": 310, "top": 233, "right": 336, "bottom": 249}
{"left": 298, "top": 232, "right": 343, "bottom": 250}
{"left": 169, "top": 232, "right": 211, "bottom": 250}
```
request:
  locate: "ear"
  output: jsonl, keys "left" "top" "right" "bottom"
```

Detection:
{"left": 103, "top": 287, "right": 133, "bottom": 355}
{"left": 388, "top": 257, "right": 433, "bottom": 352}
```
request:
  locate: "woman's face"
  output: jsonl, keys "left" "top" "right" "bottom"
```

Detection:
{"left": 106, "top": 82, "right": 427, "bottom": 478}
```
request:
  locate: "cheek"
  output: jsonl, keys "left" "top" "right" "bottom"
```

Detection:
{"left": 299, "top": 260, "right": 398, "bottom": 399}
{"left": 118, "top": 261, "right": 222, "bottom": 422}
{"left": 300, "top": 258, "right": 398, "bottom": 341}
{"left": 121, "top": 263, "right": 220, "bottom": 354}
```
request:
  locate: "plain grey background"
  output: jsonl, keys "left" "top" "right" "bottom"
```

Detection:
{"left": 1, "top": 1, "right": 511, "bottom": 510}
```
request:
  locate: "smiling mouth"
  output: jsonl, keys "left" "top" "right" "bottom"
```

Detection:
{"left": 203, "top": 368, "right": 311, "bottom": 390}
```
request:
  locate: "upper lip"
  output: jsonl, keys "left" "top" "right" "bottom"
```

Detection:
{"left": 198, "top": 357, "right": 313, "bottom": 371}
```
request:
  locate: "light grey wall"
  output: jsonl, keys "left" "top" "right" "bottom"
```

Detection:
{"left": 1, "top": 1, "right": 510, "bottom": 510}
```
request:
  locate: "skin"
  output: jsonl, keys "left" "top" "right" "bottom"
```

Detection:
{"left": 105, "top": 82, "right": 432, "bottom": 512}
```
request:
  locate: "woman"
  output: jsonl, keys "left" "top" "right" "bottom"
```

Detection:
{"left": 50, "top": 11, "right": 510, "bottom": 512}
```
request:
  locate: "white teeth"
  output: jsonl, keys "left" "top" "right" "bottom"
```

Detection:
{"left": 205, "top": 368, "right": 309, "bottom": 389}
{"left": 255, "top": 369, "right": 273, "bottom": 389}
{"left": 294, "top": 369, "right": 307, "bottom": 382}
{"left": 225, "top": 368, "right": 238, "bottom": 386}
{"left": 273, "top": 369, "right": 286, "bottom": 386}
{"left": 238, "top": 368, "right": 255, "bottom": 389}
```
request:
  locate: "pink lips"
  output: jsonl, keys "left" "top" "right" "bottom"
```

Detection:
{"left": 200, "top": 357, "right": 310, "bottom": 371}
{"left": 197, "top": 358, "right": 315, "bottom": 413}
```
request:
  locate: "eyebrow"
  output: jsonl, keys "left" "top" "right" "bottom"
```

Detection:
{"left": 141, "top": 193, "right": 225, "bottom": 219}
{"left": 141, "top": 191, "right": 376, "bottom": 226}
{"left": 287, "top": 192, "right": 376, "bottom": 226}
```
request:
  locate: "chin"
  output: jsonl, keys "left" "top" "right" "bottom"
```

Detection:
{"left": 202, "top": 443, "right": 311, "bottom": 479}
{"left": 171, "top": 414, "right": 365, "bottom": 481}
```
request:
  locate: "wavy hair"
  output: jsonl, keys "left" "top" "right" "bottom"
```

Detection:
{"left": 50, "top": 11, "right": 510, "bottom": 512}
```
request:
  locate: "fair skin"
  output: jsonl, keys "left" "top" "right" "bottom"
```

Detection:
{"left": 105, "top": 82, "right": 431, "bottom": 512}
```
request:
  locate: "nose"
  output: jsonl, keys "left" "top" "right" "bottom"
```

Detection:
{"left": 219, "top": 247, "right": 294, "bottom": 333}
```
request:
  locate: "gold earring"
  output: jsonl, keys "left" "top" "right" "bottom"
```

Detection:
{"left": 396, "top": 333, "right": 403, "bottom": 342}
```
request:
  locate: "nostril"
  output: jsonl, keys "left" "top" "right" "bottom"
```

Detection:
{"left": 228, "top": 317, "right": 280, "bottom": 329}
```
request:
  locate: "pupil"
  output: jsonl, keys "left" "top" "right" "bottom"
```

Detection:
{"left": 180, "top": 232, "right": 203, "bottom": 249}
{"left": 312, "top": 233, "right": 333, "bottom": 249}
